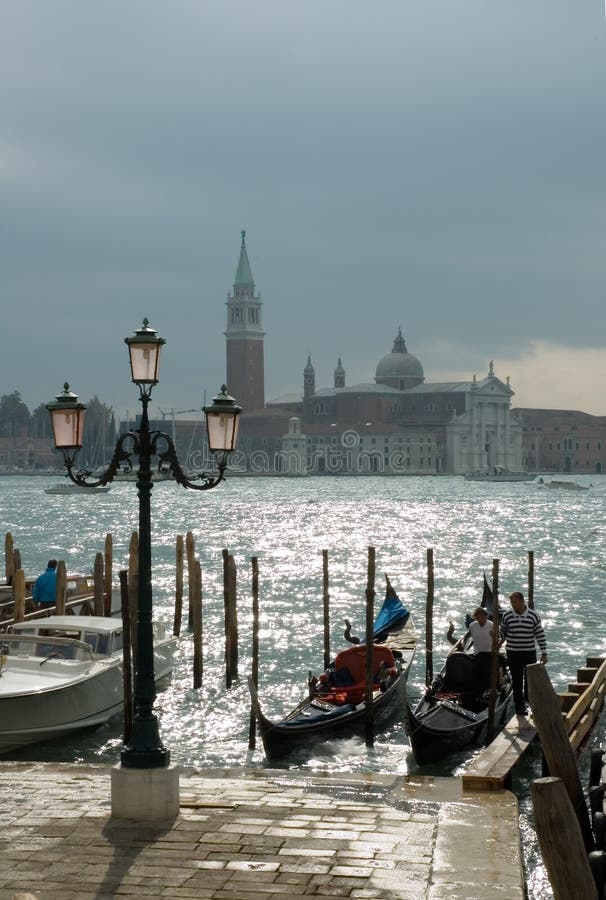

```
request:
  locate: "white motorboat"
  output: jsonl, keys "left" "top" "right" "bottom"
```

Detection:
{"left": 537, "top": 478, "right": 590, "bottom": 491}
{"left": 464, "top": 469, "right": 536, "bottom": 483}
{"left": 0, "top": 615, "right": 176, "bottom": 754}
{"left": 44, "top": 483, "right": 111, "bottom": 495}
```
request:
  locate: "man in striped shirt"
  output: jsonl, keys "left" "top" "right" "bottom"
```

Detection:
{"left": 500, "top": 591, "right": 548, "bottom": 715}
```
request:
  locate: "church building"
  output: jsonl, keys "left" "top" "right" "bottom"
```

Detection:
{"left": 224, "top": 233, "right": 525, "bottom": 476}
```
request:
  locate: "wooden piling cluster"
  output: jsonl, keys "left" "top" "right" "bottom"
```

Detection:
{"left": 172, "top": 531, "right": 239, "bottom": 689}
{"left": 529, "top": 657, "right": 606, "bottom": 900}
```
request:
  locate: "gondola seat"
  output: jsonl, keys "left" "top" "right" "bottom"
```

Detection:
{"left": 442, "top": 652, "right": 475, "bottom": 692}
{"left": 322, "top": 645, "right": 397, "bottom": 704}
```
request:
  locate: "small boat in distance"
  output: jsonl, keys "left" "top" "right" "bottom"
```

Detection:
{"left": 0, "top": 615, "right": 176, "bottom": 754}
{"left": 538, "top": 478, "right": 590, "bottom": 491}
{"left": 248, "top": 577, "right": 417, "bottom": 760}
{"left": 464, "top": 467, "right": 536, "bottom": 483}
{"left": 44, "top": 483, "right": 111, "bottom": 495}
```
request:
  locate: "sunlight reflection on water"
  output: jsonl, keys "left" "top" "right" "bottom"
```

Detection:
{"left": 2, "top": 473, "right": 605, "bottom": 897}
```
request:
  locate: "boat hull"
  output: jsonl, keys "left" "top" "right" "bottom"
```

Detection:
{"left": 0, "top": 664, "right": 123, "bottom": 753}
{"left": 406, "top": 688, "right": 514, "bottom": 765}
{"left": 464, "top": 473, "right": 536, "bottom": 482}
{"left": 251, "top": 666, "right": 410, "bottom": 759}
{"left": 0, "top": 633, "right": 176, "bottom": 754}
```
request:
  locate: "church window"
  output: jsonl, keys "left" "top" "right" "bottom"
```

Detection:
{"left": 586, "top": 442, "right": 590, "bottom": 450}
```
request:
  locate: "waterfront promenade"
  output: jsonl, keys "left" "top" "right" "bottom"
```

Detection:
{"left": 1, "top": 761, "right": 525, "bottom": 899}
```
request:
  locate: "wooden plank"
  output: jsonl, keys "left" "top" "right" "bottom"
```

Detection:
{"left": 587, "top": 656, "right": 605, "bottom": 668}
{"left": 462, "top": 716, "right": 537, "bottom": 790}
{"left": 577, "top": 666, "right": 598, "bottom": 683}
{"left": 558, "top": 691, "right": 580, "bottom": 713}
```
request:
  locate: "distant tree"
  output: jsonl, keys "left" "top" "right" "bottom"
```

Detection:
{"left": 30, "top": 403, "right": 52, "bottom": 439}
{"left": 0, "top": 391, "right": 30, "bottom": 437}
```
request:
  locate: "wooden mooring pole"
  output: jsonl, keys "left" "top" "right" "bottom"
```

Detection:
{"left": 173, "top": 534, "right": 184, "bottom": 637}
{"left": 12, "top": 549, "right": 21, "bottom": 585}
{"left": 55, "top": 560, "right": 67, "bottom": 615}
{"left": 128, "top": 532, "right": 138, "bottom": 659}
{"left": 532, "top": 776, "right": 598, "bottom": 900}
{"left": 527, "top": 661, "right": 595, "bottom": 852}
{"left": 486, "top": 558, "right": 500, "bottom": 745}
{"left": 4, "top": 532, "right": 13, "bottom": 584}
{"left": 223, "top": 549, "right": 238, "bottom": 688}
{"left": 425, "top": 548, "right": 434, "bottom": 686}
{"left": 186, "top": 531, "right": 195, "bottom": 631}
{"left": 104, "top": 533, "right": 113, "bottom": 616}
{"left": 93, "top": 552, "right": 104, "bottom": 616}
{"left": 192, "top": 560, "right": 203, "bottom": 689}
{"left": 248, "top": 556, "right": 259, "bottom": 750}
{"left": 119, "top": 569, "right": 133, "bottom": 743}
{"left": 13, "top": 569, "right": 25, "bottom": 622}
{"left": 322, "top": 549, "right": 330, "bottom": 670}
{"left": 364, "top": 546, "right": 375, "bottom": 748}
{"left": 528, "top": 550, "right": 535, "bottom": 610}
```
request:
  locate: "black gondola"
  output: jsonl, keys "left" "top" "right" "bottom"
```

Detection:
{"left": 248, "top": 578, "right": 417, "bottom": 760}
{"left": 405, "top": 636, "right": 513, "bottom": 765}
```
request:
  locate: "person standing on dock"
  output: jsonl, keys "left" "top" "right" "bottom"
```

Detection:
{"left": 32, "top": 559, "right": 58, "bottom": 608}
{"left": 500, "top": 591, "right": 547, "bottom": 715}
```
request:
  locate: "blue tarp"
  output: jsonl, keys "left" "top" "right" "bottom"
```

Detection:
{"left": 371, "top": 592, "right": 409, "bottom": 643}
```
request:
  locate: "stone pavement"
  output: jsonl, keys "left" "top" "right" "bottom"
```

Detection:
{"left": 0, "top": 762, "right": 525, "bottom": 899}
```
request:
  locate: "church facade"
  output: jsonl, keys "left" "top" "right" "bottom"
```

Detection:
{"left": 224, "top": 233, "right": 525, "bottom": 476}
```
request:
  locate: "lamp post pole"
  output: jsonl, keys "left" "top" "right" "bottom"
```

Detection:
{"left": 124, "top": 386, "right": 167, "bottom": 768}
{"left": 46, "top": 319, "right": 241, "bottom": 771}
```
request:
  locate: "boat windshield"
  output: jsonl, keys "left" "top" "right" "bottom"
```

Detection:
{"left": 0, "top": 633, "right": 95, "bottom": 663}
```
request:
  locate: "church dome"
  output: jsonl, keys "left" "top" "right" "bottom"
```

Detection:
{"left": 375, "top": 329, "right": 424, "bottom": 389}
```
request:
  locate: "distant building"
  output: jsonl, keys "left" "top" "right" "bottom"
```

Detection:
{"left": 223, "top": 233, "right": 528, "bottom": 475}
{"left": 517, "top": 408, "right": 606, "bottom": 474}
{"left": 225, "top": 230, "right": 265, "bottom": 413}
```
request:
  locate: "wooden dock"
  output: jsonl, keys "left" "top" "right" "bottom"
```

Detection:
{"left": 462, "top": 654, "right": 606, "bottom": 791}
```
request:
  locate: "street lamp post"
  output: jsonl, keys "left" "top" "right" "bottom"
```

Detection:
{"left": 47, "top": 319, "right": 241, "bottom": 770}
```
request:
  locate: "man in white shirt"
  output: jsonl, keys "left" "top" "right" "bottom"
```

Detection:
{"left": 469, "top": 607, "right": 496, "bottom": 691}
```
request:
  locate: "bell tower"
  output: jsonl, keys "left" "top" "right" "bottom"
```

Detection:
{"left": 225, "top": 230, "right": 265, "bottom": 412}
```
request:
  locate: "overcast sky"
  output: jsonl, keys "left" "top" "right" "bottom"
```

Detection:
{"left": 3, "top": 1, "right": 606, "bottom": 420}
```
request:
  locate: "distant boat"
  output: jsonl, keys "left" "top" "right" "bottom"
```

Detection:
{"left": 44, "top": 484, "right": 111, "bottom": 496}
{"left": 538, "top": 478, "right": 590, "bottom": 492}
{"left": 465, "top": 468, "right": 536, "bottom": 483}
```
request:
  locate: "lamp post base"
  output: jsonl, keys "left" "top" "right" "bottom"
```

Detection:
{"left": 111, "top": 764, "right": 180, "bottom": 821}
{"left": 120, "top": 746, "right": 170, "bottom": 769}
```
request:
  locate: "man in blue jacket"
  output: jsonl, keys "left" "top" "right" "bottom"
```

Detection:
{"left": 32, "top": 559, "right": 58, "bottom": 607}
